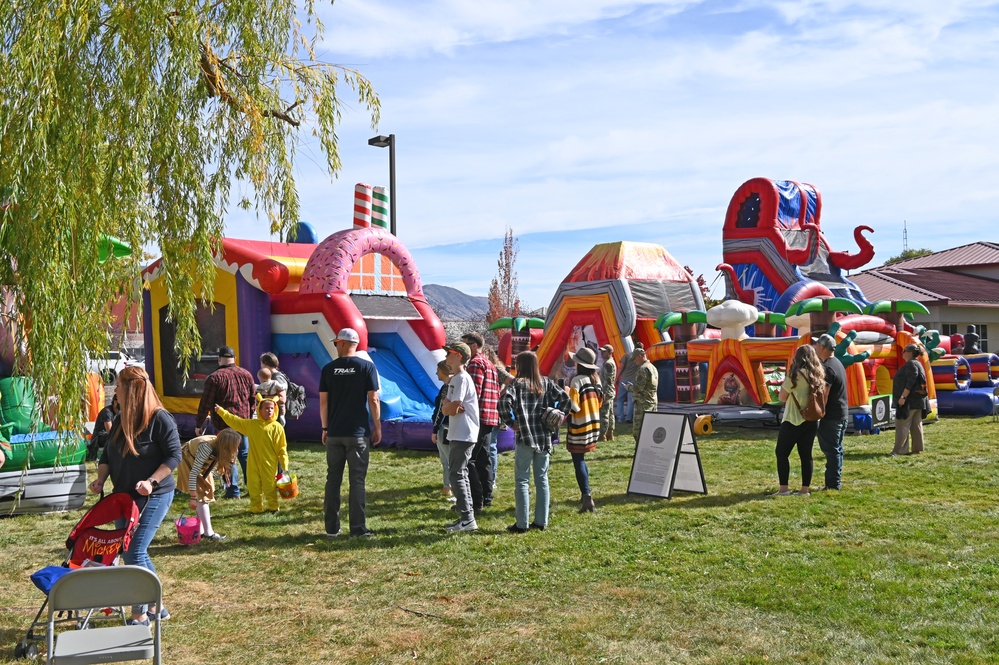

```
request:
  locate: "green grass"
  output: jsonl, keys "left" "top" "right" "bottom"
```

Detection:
{"left": 1, "top": 418, "right": 997, "bottom": 664}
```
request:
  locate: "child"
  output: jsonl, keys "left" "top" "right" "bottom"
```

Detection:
{"left": 215, "top": 395, "right": 289, "bottom": 514}
{"left": 430, "top": 360, "right": 454, "bottom": 501}
{"left": 175, "top": 428, "right": 241, "bottom": 540}
{"left": 441, "top": 342, "right": 480, "bottom": 533}
{"left": 256, "top": 367, "right": 288, "bottom": 426}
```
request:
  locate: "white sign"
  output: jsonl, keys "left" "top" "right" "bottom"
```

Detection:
{"left": 627, "top": 412, "right": 707, "bottom": 499}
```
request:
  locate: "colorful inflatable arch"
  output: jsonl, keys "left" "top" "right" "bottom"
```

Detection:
{"left": 537, "top": 241, "right": 705, "bottom": 378}
{"left": 143, "top": 206, "right": 447, "bottom": 446}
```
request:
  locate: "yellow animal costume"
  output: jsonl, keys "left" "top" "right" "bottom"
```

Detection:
{"left": 216, "top": 395, "right": 289, "bottom": 513}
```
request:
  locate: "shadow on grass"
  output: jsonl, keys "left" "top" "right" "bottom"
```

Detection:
{"left": 595, "top": 490, "right": 767, "bottom": 510}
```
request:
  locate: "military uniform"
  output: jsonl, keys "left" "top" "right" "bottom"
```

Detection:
{"left": 630, "top": 360, "right": 659, "bottom": 442}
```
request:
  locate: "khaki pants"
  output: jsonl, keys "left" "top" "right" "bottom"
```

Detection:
{"left": 893, "top": 409, "right": 924, "bottom": 455}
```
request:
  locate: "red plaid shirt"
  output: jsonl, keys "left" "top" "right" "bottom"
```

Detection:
{"left": 196, "top": 364, "right": 256, "bottom": 431}
{"left": 466, "top": 353, "right": 500, "bottom": 426}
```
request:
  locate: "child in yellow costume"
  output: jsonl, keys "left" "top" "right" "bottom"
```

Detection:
{"left": 215, "top": 395, "right": 289, "bottom": 513}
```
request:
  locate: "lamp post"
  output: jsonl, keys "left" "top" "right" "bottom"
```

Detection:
{"left": 367, "top": 134, "right": 396, "bottom": 235}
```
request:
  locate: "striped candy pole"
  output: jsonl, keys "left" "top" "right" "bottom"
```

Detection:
{"left": 353, "top": 183, "right": 373, "bottom": 229}
{"left": 371, "top": 186, "right": 389, "bottom": 230}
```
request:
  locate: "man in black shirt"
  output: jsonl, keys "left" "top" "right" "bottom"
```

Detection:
{"left": 812, "top": 334, "right": 849, "bottom": 490}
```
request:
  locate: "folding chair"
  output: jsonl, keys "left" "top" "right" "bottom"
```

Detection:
{"left": 45, "top": 566, "right": 162, "bottom": 665}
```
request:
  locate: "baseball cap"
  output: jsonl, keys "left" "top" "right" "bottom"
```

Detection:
{"left": 335, "top": 328, "right": 360, "bottom": 344}
{"left": 810, "top": 334, "right": 835, "bottom": 351}
{"left": 443, "top": 342, "right": 471, "bottom": 364}
{"left": 217, "top": 346, "right": 235, "bottom": 358}
{"left": 600, "top": 344, "right": 614, "bottom": 353}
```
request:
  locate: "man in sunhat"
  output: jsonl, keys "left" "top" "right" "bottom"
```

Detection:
{"left": 598, "top": 344, "right": 616, "bottom": 441}
{"left": 320, "top": 328, "right": 381, "bottom": 537}
{"left": 812, "top": 333, "right": 848, "bottom": 490}
{"left": 196, "top": 345, "right": 255, "bottom": 498}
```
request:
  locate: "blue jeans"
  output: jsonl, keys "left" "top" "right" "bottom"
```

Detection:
{"left": 226, "top": 435, "right": 249, "bottom": 497}
{"left": 615, "top": 389, "right": 628, "bottom": 422}
{"left": 571, "top": 452, "right": 590, "bottom": 496}
{"left": 118, "top": 490, "right": 173, "bottom": 615}
{"left": 324, "top": 436, "right": 369, "bottom": 535}
{"left": 816, "top": 418, "right": 847, "bottom": 489}
{"left": 514, "top": 444, "right": 550, "bottom": 528}
{"left": 489, "top": 429, "right": 499, "bottom": 485}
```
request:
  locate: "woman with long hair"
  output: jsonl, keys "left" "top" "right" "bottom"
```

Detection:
{"left": 89, "top": 365, "right": 182, "bottom": 625}
{"left": 498, "top": 351, "right": 569, "bottom": 532}
{"left": 566, "top": 347, "right": 603, "bottom": 512}
{"left": 775, "top": 344, "right": 825, "bottom": 496}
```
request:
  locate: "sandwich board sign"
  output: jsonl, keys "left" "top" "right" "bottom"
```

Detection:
{"left": 627, "top": 412, "right": 707, "bottom": 499}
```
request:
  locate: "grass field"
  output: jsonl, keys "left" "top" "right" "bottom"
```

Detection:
{"left": 1, "top": 417, "right": 997, "bottom": 664}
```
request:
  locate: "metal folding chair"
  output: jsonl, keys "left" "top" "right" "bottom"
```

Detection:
{"left": 45, "top": 566, "right": 161, "bottom": 665}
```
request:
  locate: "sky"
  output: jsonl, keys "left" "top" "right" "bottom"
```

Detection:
{"left": 226, "top": 0, "right": 999, "bottom": 312}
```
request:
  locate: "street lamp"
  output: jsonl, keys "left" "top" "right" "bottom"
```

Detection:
{"left": 367, "top": 134, "right": 396, "bottom": 235}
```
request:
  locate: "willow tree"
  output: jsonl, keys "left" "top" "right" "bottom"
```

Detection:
{"left": 0, "top": 0, "right": 379, "bottom": 431}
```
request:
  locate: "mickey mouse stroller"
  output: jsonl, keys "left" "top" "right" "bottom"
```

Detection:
{"left": 14, "top": 492, "right": 140, "bottom": 659}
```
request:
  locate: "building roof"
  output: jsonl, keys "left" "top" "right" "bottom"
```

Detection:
{"left": 851, "top": 267, "right": 999, "bottom": 305}
{"left": 887, "top": 241, "right": 999, "bottom": 269}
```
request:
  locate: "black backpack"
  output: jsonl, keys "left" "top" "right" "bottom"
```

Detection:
{"left": 285, "top": 377, "right": 308, "bottom": 419}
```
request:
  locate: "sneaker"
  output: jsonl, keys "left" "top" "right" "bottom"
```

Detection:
{"left": 446, "top": 495, "right": 457, "bottom": 503}
{"left": 444, "top": 518, "right": 462, "bottom": 529}
{"left": 506, "top": 524, "right": 528, "bottom": 533}
{"left": 128, "top": 618, "right": 150, "bottom": 626}
{"left": 529, "top": 523, "right": 546, "bottom": 531}
{"left": 323, "top": 531, "right": 341, "bottom": 538}
{"left": 772, "top": 490, "right": 792, "bottom": 496}
{"left": 446, "top": 519, "right": 478, "bottom": 533}
{"left": 799, "top": 491, "right": 810, "bottom": 497}
{"left": 350, "top": 529, "right": 374, "bottom": 538}
{"left": 204, "top": 533, "right": 227, "bottom": 541}
{"left": 482, "top": 499, "right": 493, "bottom": 508}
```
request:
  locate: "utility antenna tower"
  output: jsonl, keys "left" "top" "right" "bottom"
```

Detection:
{"left": 902, "top": 220, "right": 909, "bottom": 253}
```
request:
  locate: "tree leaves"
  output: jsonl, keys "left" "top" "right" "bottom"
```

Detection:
{"left": 0, "top": 0, "right": 379, "bottom": 432}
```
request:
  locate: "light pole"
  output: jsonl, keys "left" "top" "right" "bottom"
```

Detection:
{"left": 367, "top": 134, "right": 396, "bottom": 235}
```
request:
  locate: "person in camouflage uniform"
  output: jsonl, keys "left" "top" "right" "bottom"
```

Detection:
{"left": 628, "top": 348, "right": 659, "bottom": 442}
{"left": 598, "top": 344, "right": 616, "bottom": 441}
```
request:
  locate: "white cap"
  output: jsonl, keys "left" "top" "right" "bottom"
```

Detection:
{"left": 335, "top": 328, "right": 360, "bottom": 344}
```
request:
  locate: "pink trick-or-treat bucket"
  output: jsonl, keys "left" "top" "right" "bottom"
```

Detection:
{"left": 175, "top": 514, "right": 201, "bottom": 545}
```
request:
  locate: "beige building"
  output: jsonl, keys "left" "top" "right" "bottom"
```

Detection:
{"left": 850, "top": 242, "right": 999, "bottom": 353}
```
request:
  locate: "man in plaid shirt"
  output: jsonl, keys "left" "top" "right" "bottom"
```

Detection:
{"left": 196, "top": 346, "right": 255, "bottom": 498}
{"left": 461, "top": 332, "right": 499, "bottom": 510}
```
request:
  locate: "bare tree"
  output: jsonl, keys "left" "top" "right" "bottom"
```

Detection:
{"left": 487, "top": 227, "right": 521, "bottom": 340}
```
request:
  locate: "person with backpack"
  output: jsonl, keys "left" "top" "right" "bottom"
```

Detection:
{"left": 774, "top": 344, "right": 825, "bottom": 496}
{"left": 892, "top": 344, "right": 928, "bottom": 456}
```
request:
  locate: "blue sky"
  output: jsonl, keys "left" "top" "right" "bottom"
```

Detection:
{"left": 227, "top": 0, "right": 999, "bottom": 311}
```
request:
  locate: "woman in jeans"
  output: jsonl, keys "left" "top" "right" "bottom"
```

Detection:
{"left": 775, "top": 344, "right": 825, "bottom": 496}
{"left": 91, "top": 365, "right": 182, "bottom": 625}
{"left": 499, "top": 351, "right": 568, "bottom": 533}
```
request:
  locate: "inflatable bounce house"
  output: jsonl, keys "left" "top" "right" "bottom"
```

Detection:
{"left": 930, "top": 326, "right": 999, "bottom": 416}
{"left": 535, "top": 241, "right": 706, "bottom": 389}
{"left": 142, "top": 184, "right": 447, "bottom": 448}
{"left": 0, "top": 299, "right": 92, "bottom": 514}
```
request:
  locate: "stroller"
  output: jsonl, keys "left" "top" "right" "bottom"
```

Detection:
{"left": 14, "top": 492, "right": 140, "bottom": 660}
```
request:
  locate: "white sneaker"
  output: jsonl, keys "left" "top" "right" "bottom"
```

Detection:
{"left": 445, "top": 519, "right": 478, "bottom": 533}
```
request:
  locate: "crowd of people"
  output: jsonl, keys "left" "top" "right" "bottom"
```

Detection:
{"left": 85, "top": 327, "right": 930, "bottom": 627}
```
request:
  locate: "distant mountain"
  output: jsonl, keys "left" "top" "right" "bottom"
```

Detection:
{"left": 424, "top": 284, "right": 489, "bottom": 321}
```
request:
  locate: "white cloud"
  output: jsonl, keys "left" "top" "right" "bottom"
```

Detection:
{"left": 225, "top": 0, "right": 999, "bottom": 308}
